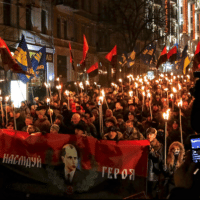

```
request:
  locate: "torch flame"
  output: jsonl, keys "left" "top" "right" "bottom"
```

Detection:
{"left": 44, "top": 82, "right": 48, "bottom": 88}
{"left": 163, "top": 109, "right": 170, "bottom": 120}
{"left": 101, "top": 90, "right": 105, "bottom": 97}
{"left": 46, "top": 98, "right": 50, "bottom": 103}
{"left": 65, "top": 90, "right": 69, "bottom": 96}
{"left": 5, "top": 96, "right": 9, "bottom": 102}
{"left": 99, "top": 96, "right": 104, "bottom": 103}
{"left": 178, "top": 99, "right": 183, "bottom": 107}
{"left": 56, "top": 85, "right": 62, "bottom": 90}
{"left": 173, "top": 87, "right": 177, "bottom": 93}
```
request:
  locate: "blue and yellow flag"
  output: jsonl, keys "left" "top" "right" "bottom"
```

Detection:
{"left": 14, "top": 34, "right": 34, "bottom": 83}
{"left": 140, "top": 44, "right": 156, "bottom": 65}
{"left": 31, "top": 46, "right": 46, "bottom": 77}
{"left": 183, "top": 56, "right": 191, "bottom": 75}
{"left": 127, "top": 48, "right": 137, "bottom": 68}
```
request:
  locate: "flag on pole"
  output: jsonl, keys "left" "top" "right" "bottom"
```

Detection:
{"left": 182, "top": 45, "right": 188, "bottom": 58}
{"left": 13, "top": 34, "right": 35, "bottom": 83}
{"left": 183, "top": 56, "right": 191, "bottom": 75}
{"left": 178, "top": 45, "right": 188, "bottom": 71}
{"left": 80, "top": 35, "right": 89, "bottom": 70}
{"left": 140, "top": 43, "right": 156, "bottom": 65}
{"left": 193, "top": 42, "right": 200, "bottom": 72}
{"left": 31, "top": 46, "right": 46, "bottom": 77}
{"left": 167, "top": 46, "right": 177, "bottom": 63}
{"left": 0, "top": 37, "right": 31, "bottom": 75}
{"left": 69, "top": 42, "right": 76, "bottom": 71}
{"left": 105, "top": 45, "right": 117, "bottom": 67}
{"left": 127, "top": 47, "right": 138, "bottom": 68}
{"left": 156, "top": 46, "right": 168, "bottom": 68}
{"left": 86, "top": 62, "right": 98, "bottom": 78}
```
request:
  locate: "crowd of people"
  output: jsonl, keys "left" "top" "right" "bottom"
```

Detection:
{"left": 0, "top": 73, "right": 198, "bottom": 199}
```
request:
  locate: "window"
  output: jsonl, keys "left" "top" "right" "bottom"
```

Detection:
{"left": 64, "top": 20, "right": 68, "bottom": 40}
{"left": 57, "top": 18, "right": 61, "bottom": 38}
{"left": 26, "top": 7, "right": 32, "bottom": 30}
{"left": 3, "top": 0, "right": 11, "bottom": 26}
{"left": 57, "top": 55, "right": 67, "bottom": 78}
{"left": 41, "top": 10, "right": 47, "bottom": 34}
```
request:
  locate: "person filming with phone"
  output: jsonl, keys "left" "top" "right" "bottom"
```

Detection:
{"left": 168, "top": 72, "right": 200, "bottom": 199}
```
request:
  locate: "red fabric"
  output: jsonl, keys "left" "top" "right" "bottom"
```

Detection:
{"left": 80, "top": 35, "right": 89, "bottom": 65}
{"left": 86, "top": 62, "right": 98, "bottom": 74}
{"left": 195, "top": 42, "right": 200, "bottom": 55}
{"left": 69, "top": 42, "right": 73, "bottom": 64}
{"left": 0, "top": 38, "right": 31, "bottom": 75}
{"left": 156, "top": 46, "right": 168, "bottom": 68}
{"left": 161, "top": 46, "right": 167, "bottom": 56}
{"left": 0, "top": 130, "right": 149, "bottom": 177}
{"left": 167, "top": 46, "right": 177, "bottom": 59}
{"left": 193, "top": 42, "right": 200, "bottom": 72}
{"left": 105, "top": 45, "right": 117, "bottom": 62}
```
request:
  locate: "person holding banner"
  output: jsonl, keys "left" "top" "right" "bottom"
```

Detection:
{"left": 102, "top": 126, "right": 123, "bottom": 141}
{"left": 54, "top": 114, "right": 68, "bottom": 134}
{"left": 50, "top": 124, "right": 60, "bottom": 134}
{"left": 21, "top": 116, "right": 40, "bottom": 132}
{"left": 34, "top": 110, "right": 51, "bottom": 134}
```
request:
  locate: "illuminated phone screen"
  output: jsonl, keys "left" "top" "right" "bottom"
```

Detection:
{"left": 191, "top": 138, "right": 200, "bottom": 163}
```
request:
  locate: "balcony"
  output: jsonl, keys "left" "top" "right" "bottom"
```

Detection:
{"left": 55, "top": 0, "right": 79, "bottom": 11}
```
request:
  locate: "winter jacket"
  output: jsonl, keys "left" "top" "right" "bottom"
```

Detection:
{"left": 34, "top": 115, "right": 51, "bottom": 133}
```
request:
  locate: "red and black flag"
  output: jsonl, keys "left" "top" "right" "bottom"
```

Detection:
{"left": 80, "top": 35, "right": 89, "bottom": 70}
{"left": 105, "top": 45, "right": 117, "bottom": 67}
{"left": 167, "top": 46, "right": 177, "bottom": 63}
{"left": 86, "top": 62, "right": 98, "bottom": 78}
{"left": 156, "top": 46, "right": 167, "bottom": 69}
{"left": 69, "top": 42, "right": 76, "bottom": 71}
{"left": 193, "top": 42, "right": 200, "bottom": 72}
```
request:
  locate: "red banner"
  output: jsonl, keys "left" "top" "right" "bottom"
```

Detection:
{"left": 0, "top": 129, "right": 149, "bottom": 198}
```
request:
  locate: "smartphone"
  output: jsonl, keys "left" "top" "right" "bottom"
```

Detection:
{"left": 190, "top": 134, "right": 200, "bottom": 164}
